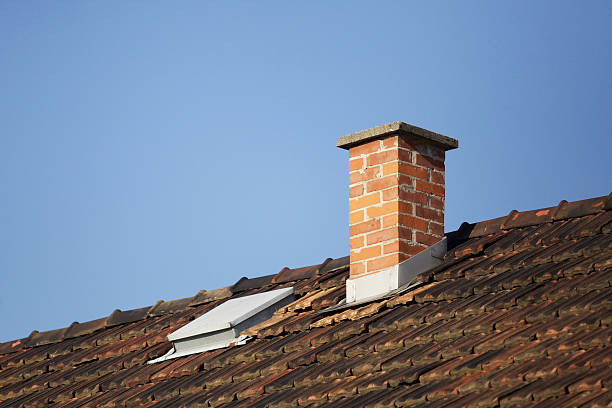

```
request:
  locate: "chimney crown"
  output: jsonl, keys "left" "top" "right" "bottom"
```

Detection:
{"left": 339, "top": 121, "right": 458, "bottom": 303}
{"left": 337, "top": 121, "right": 458, "bottom": 151}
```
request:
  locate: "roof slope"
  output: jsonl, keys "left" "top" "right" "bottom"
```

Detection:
{"left": 1, "top": 194, "right": 611, "bottom": 407}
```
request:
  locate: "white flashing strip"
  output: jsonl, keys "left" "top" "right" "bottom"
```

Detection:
{"left": 148, "top": 335, "right": 250, "bottom": 364}
{"left": 346, "top": 237, "right": 447, "bottom": 303}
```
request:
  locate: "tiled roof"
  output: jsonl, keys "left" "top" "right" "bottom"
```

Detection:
{"left": 1, "top": 194, "right": 611, "bottom": 407}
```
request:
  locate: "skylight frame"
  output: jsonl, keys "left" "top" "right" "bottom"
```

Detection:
{"left": 148, "top": 286, "right": 294, "bottom": 363}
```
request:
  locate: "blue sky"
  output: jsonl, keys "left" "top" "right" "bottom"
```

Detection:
{"left": 1, "top": 2, "right": 610, "bottom": 342}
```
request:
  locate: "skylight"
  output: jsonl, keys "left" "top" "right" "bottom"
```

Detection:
{"left": 148, "top": 287, "right": 294, "bottom": 363}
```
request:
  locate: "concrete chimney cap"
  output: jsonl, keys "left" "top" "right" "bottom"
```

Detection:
{"left": 336, "top": 121, "right": 458, "bottom": 151}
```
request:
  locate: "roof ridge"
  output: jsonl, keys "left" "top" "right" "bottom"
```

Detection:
{"left": 447, "top": 193, "right": 611, "bottom": 241}
{"left": 0, "top": 256, "right": 350, "bottom": 354}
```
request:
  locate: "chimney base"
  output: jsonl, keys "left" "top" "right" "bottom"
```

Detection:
{"left": 345, "top": 237, "right": 447, "bottom": 303}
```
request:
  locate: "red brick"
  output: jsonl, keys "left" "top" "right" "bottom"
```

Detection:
{"left": 382, "top": 161, "right": 399, "bottom": 176}
{"left": 382, "top": 136, "right": 398, "bottom": 149}
{"left": 378, "top": 201, "right": 412, "bottom": 228}
{"left": 349, "top": 184, "right": 364, "bottom": 198}
{"left": 415, "top": 206, "right": 444, "bottom": 223}
{"left": 366, "top": 227, "right": 400, "bottom": 245}
{"left": 350, "top": 262, "right": 365, "bottom": 276}
{"left": 430, "top": 170, "right": 444, "bottom": 184}
{"left": 349, "top": 140, "right": 380, "bottom": 158}
{"left": 398, "top": 214, "right": 428, "bottom": 232}
{"left": 398, "top": 174, "right": 414, "bottom": 189}
{"left": 382, "top": 161, "right": 427, "bottom": 177}
{"left": 398, "top": 190, "right": 428, "bottom": 206}
{"left": 382, "top": 187, "right": 399, "bottom": 201}
{"left": 415, "top": 153, "right": 444, "bottom": 171}
{"left": 366, "top": 175, "right": 397, "bottom": 193}
{"left": 415, "top": 180, "right": 445, "bottom": 197}
{"left": 398, "top": 163, "right": 428, "bottom": 180}
{"left": 366, "top": 201, "right": 398, "bottom": 219}
{"left": 349, "top": 210, "right": 364, "bottom": 225}
{"left": 367, "top": 254, "right": 400, "bottom": 272}
{"left": 384, "top": 240, "right": 426, "bottom": 255}
{"left": 430, "top": 197, "right": 444, "bottom": 210}
{"left": 366, "top": 150, "right": 397, "bottom": 166}
{"left": 404, "top": 244, "right": 426, "bottom": 255}
{"left": 397, "top": 148, "right": 412, "bottom": 163}
{"left": 429, "top": 222, "right": 444, "bottom": 236}
{"left": 349, "top": 192, "right": 380, "bottom": 212}
{"left": 349, "top": 158, "right": 364, "bottom": 172}
{"left": 350, "top": 235, "right": 364, "bottom": 250}
{"left": 382, "top": 213, "right": 398, "bottom": 228}
{"left": 382, "top": 240, "right": 400, "bottom": 254}
{"left": 416, "top": 231, "right": 442, "bottom": 246}
{"left": 351, "top": 245, "right": 381, "bottom": 262}
{"left": 367, "top": 253, "right": 410, "bottom": 272}
{"left": 398, "top": 201, "right": 413, "bottom": 214}
{"left": 349, "top": 166, "right": 380, "bottom": 185}
{"left": 349, "top": 219, "right": 380, "bottom": 236}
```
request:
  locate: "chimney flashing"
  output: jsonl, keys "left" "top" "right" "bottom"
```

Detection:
{"left": 345, "top": 237, "right": 447, "bottom": 303}
{"left": 336, "top": 121, "right": 458, "bottom": 151}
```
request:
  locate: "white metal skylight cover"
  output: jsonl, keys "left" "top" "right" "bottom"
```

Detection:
{"left": 148, "top": 287, "right": 294, "bottom": 363}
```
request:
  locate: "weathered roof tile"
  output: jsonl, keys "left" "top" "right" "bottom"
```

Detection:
{"left": 1, "top": 194, "right": 611, "bottom": 407}
{"left": 105, "top": 307, "right": 150, "bottom": 327}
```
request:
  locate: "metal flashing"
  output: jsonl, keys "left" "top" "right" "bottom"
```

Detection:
{"left": 345, "top": 238, "right": 447, "bottom": 303}
{"left": 148, "top": 287, "right": 294, "bottom": 363}
{"left": 320, "top": 281, "right": 423, "bottom": 314}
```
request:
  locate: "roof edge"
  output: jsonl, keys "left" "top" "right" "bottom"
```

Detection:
{"left": 447, "top": 193, "right": 612, "bottom": 242}
{"left": 0, "top": 256, "right": 350, "bottom": 354}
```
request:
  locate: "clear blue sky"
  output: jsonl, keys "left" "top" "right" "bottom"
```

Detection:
{"left": 1, "top": 2, "right": 610, "bottom": 342}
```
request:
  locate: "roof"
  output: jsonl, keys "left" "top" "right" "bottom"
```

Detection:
{"left": 1, "top": 194, "right": 611, "bottom": 407}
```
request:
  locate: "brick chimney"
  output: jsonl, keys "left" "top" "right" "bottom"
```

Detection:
{"left": 337, "top": 122, "right": 458, "bottom": 302}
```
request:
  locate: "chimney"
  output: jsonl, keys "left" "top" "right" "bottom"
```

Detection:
{"left": 337, "top": 122, "right": 458, "bottom": 303}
